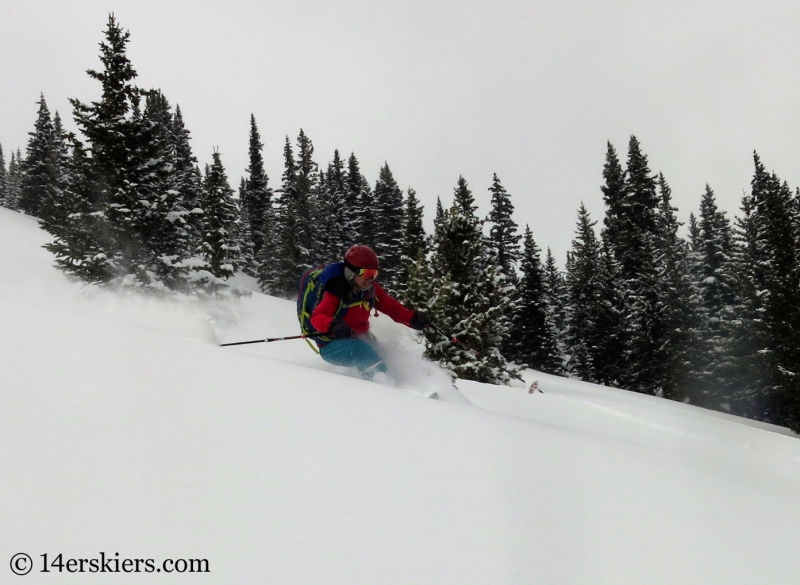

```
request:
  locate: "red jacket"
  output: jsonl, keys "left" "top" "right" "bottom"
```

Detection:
{"left": 310, "top": 281, "right": 415, "bottom": 337}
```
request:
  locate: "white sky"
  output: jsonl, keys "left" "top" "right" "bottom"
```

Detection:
{"left": 3, "top": 0, "right": 800, "bottom": 265}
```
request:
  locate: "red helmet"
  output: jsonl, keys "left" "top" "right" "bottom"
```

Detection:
{"left": 344, "top": 245, "right": 379, "bottom": 270}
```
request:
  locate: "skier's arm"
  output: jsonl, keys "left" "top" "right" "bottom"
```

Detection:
{"left": 374, "top": 283, "right": 415, "bottom": 326}
{"left": 310, "top": 291, "right": 342, "bottom": 334}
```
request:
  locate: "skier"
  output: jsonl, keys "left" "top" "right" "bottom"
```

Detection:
{"left": 299, "top": 245, "right": 431, "bottom": 381}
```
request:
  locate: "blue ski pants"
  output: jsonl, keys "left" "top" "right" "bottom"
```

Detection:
{"left": 319, "top": 338, "right": 388, "bottom": 380}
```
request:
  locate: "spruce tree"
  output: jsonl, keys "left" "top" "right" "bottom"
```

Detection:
{"left": 729, "top": 154, "right": 800, "bottom": 430}
{"left": 20, "top": 94, "right": 61, "bottom": 217}
{"left": 688, "top": 185, "right": 738, "bottom": 407}
{"left": 171, "top": 105, "right": 204, "bottom": 252}
{"left": 653, "top": 174, "right": 699, "bottom": 400}
{"left": 544, "top": 248, "right": 568, "bottom": 373}
{"left": 397, "top": 187, "right": 426, "bottom": 298}
{"left": 196, "top": 151, "right": 240, "bottom": 282}
{"left": 344, "top": 152, "right": 364, "bottom": 245}
{"left": 508, "top": 226, "right": 561, "bottom": 373}
{"left": 424, "top": 177, "right": 519, "bottom": 384}
{"left": 326, "top": 149, "right": 348, "bottom": 256}
{"left": 486, "top": 173, "right": 521, "bottom": 280}
{"left": 373, "top": 163, "right": 405, "bottom": 292}
{"left": 565, "top": 203, "right": 603, "bottom": 382}
{"left": 242, "top": 114, "right": 273, "bottom": 262}
{"left": 55, "top": 15, "right": 189, "bottom": 289}
{"left": 236, "top": 177, "right": 257, "bottom": 274}
{"left": 0, "top": 143, "right": 6, "bottom": 207}
{"left": 42, "top": 138, "right": 112, "bottom": 283}
{"left": 5, "top": 150, "right": 23, "bottom": 211}
{"left": 260, "top": 133, "right": 315, "bottom": 296}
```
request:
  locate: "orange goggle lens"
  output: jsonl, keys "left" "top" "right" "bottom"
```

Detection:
{"left": 357, "top": 268, "right": 378, "bottom": 280}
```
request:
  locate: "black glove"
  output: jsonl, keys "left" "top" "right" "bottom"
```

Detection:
{"left": 329, "top": 321, "right": 352, "bottom": 339}
{"left": 410, "top": 310, "right": 432, "bottom": 331}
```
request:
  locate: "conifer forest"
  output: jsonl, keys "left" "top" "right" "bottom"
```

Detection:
{"left": 3, "top": 16, "right": 800, "bottom": 432}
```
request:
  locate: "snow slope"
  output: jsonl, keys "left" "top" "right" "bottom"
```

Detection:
{"left": 2, "top": 207, "right": 799, "bottom": 584}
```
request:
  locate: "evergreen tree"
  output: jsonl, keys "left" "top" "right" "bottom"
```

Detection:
{"left": 397, "top": 187, "right": 426, "bottom": 298}
{"left": 358, "top": 174, "right": 377, "bottom": 249}
{"left": 171, "top": 105, "right": 204, "bottom": 252}
{"left": 42, "top": 138, "right": 112, "bottom": 283}
{"left": 344, "top": 152, "right": 364, "bottom": 245}
{"left": 235, "top": 177, "right": 257, "bottom": 274}
{"left": 310, "top": 168, "right": 340, "bottom": 263}
{"left": 0, "top": 143, "right": 6, "bottom": 207}
{"left": 373, "top": 163, "right": 405, "bottom": 292}
{"left": 295, "top": 129, "right": 317, "bottom": 251}
{"left": 565, "top": 203, "right": 604, "bottom": 382}
{"left": 20, "top": 94, "right": 62, "bottom": 217}
{"left": 423, "top": 177, "right": 519, "bottom": 384}
{"left": 260, "top": 133, "right": 315, "bottom": 296}
{"left": 508, "top": 226, "right": 561, "bottom": 373}
{"left": 486, "top": 173, "right": 521, "bottom": 280}
{"left": 729, "top": 154, "right": 800, "bottom": 430}
{"left": 56, "top": 15, "right": 190, "bottom": 288}
{"left": 196, "top": 151, "right": 240, "bottom": 282}
{"left": 242, "top": 114, "right": 273, "bottom": 261}
{"left": 5, "top": 149, "right": 23, "bottom": 210}
{"left": 653, "top": 174, "right": 699, "bottom": 400}
{"left": 600, "top": 141, "right": 627, "bottom": 259}
{"left": 689, "top": 185, "right": 738, "bottom": 407}
{"left": 544, "top": 248, "right": 568, "bottom": 372}
{"left": 326, "top": 149, "right": 348, "bottom": 257}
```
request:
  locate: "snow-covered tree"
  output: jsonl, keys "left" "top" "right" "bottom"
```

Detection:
{"left": 423, "top": 176, "right": 519, "bottom": 384}
{"left": 373, "top": 163, "right": 405, "bottom": 292}
{"left": 486, "top": 173, "right": 521, "bottom": 281}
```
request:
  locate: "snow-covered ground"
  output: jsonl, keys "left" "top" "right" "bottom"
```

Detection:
{"left": 2, "top": 206, "right": 799, "bottom": 584}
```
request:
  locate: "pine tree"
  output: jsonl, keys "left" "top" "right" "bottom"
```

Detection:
{"left": 544, "top": 248, "right": 568, "bottom": 372}
{"left": 373, "top": 163, "right": 405, "bottom": 292}
{"left": 653, "top": 174, "right": 699, "bottom": 400}
{"left": 235, "top": 177, "right": 257, "bottom": 274}
{"left": 424, "top": 177, "right": 519, "bottom": 384}
{"left": 358, "top": 174, "right": 377, "bottom": 249}
{"left": 242, "top": 114, "right": 273, "bottom": 262}
{"left": 729, "top": 154, "right": 800, "bottom": 430}
{"left": 5, "top": 149, "right": 23, "bottom": 210}
{"left": 688, "top": 185, "right": 738, "bottom": 407}
{"left": 507, "top": 226, "right": 561, "bottom": 373}
{"left": 20, "top": 94, "right": 60, "bottom": 217}
{"left": 137, "top": 89, "right": 193, "bottom": 289}
{"left": 196, "top": 151, "right": 240, "bottom": 282}
{"left": 486, "top": 173, "right": 521, "bottom": 280}
{"left": 326, "top": 149, "right": 348, "bottom": 257}
{"left": 261, "top": 133, "right": 315, "bottom": 296}
{"left": 295, "top": 129, "right": 317, "bottom": 253}
{"left": 42, "top": 138, "right": 112, "bottom": 283}
{"left": 565, "top": 203, "right": 605, "bottom": 382}
{"left": 397, "top": 187, "right": 426, "bottom": 298}
{"left": 344, "top": 152, "right": 364, "bottom": 245}
{"left": 171, "top": 105, "right": 204, "bottom": 253}
{"left": 55, "top": 15, "right": 190, "bottom": 289}
{"left": 600, "top": 141, "right": 627, "bottom": 260}
{"left": 0, "top": 143, "right": 6, "bottom": 206}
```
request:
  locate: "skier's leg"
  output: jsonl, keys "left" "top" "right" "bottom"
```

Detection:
{"left": 319, "top": 339, "right": 388, "bottom": 380}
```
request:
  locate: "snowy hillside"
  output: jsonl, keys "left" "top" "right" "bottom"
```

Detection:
{"left": 2, "top": 206, "right": 800, "bottom": 584}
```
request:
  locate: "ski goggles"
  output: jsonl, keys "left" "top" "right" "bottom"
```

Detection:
{"left": 356, "top": 268, "right": 379, "bottom": 280}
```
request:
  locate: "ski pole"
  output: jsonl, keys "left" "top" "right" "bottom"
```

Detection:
{"left": 220, "top": 333, "right": 321, "bottom": 347}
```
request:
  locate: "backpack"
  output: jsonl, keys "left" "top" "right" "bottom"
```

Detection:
{"left": 297, "top": 265, "right": 328, "bottom": 347}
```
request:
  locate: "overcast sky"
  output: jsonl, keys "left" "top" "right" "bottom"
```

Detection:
{"left": 3, "top": 0, "right": 800, "bottom": 265}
